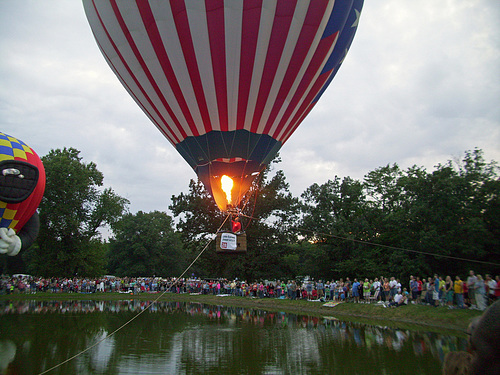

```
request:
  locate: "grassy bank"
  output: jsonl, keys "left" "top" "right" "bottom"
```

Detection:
{"left": 0, "top": 292, "right": 482, "bottom": 334}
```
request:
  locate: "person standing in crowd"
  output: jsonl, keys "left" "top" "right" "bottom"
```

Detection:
{"left": 372, "top": 278, "right": 381, "bottom": 301}
{"left": 363, "top": 279, "right": 371, "bottom": 302}
{"left": 344, "top": 278, "right": 351, "bottom": 300}
{"left": 416, "top": 276, "right": 423, "bottom": 303}
{"left": 317, "top": 280, "right": 324, "bottom": 300}
{"left": 454, "top": 276, "right": 464, "bottom": 309}
{"left": 485, "top": 274, "right": 497, "bottom": 305}
{"left": 422, "top": 277, "right": 430, "bottom": 304}
{"left": 410, "top": 276, "right": 418, "bottom": 303}
{"left": 467, "top": 270, "right": 478, "bottom": 307}
{"left": 336, "top": 280, "right": 343, "bottom": 301}
{"left": 329, "top": 280, "right": 336, "bottom": 301}
{"left": 475, "top": 275, "right": 487, "bottom": 311}
{"left": 463, "top": 280, "right": 470, "bottom": 307}
{"left": 433, "top": 275, "right": 440, "bottom": 307}
{"left": 352, "top": 279, "right": 360, "bottom": 303}
{"left": 306, "top": 281, "right": 313, "bottom": 300}
{"left": 439, "top": 276, "right": 446, "bottom": 304}
{"left": 396, "top": 279, "right": 402, "bottom": 294}
{"left": 383, "top": 278, "right": 391, "bottom": 302}
{"left": 389, "top": 277, "right": 397, "bottom": 301}
{"left": 291, "top": 281, "right": 297, "bottom": 300}
{"left": 445, "top": 276, "right": 454, "bottom": 308}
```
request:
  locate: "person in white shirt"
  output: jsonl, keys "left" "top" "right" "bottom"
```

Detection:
{"left": 389, "top": 277, "right": 398, "bottom": 301}
{"left": 372, "top": 278, "right": 381, "bottom": 301}
{"left": 485, "top": 275, "right": 497, "bottom": 305}
{"left": 467, "top": 270, "right": 478, "bottom": 306}
{"left": 388, "top": 291, "right": 407, "bottom": 307}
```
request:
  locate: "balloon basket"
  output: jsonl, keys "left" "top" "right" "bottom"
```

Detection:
{"left": 216, "top": 232, "right": 247, "bottom": 253}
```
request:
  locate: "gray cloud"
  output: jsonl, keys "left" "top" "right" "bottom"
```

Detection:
{"left": 1, "top": 1, "right": 499, "bottom": 212}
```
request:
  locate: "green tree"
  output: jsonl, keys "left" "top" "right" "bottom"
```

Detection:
{"left": 297, "top": 149, "right": 500, "bottom": 281}
{"left": 360, "top": 150, "right": 500, "bottom": 279}
{"left": 108, "top": 211, "right": 186, "bottom": 277}
{"left": 406, "top": 149, "right": 500, "bottom": 276}
{"left": 31, "top": 148, "right": 129, "bottom": 276}
{"left": 299, "top": 176, "right": 372, "bottom": 279}
{"left": 362, "top": 163, "right": 430, "bottom": 278}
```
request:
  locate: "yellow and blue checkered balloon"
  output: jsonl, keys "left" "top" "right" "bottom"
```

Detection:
{"left": 0, "top": 132, "right": 45, "bottom": 233}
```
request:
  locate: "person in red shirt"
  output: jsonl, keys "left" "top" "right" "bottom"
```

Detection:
{"left": 231, "top": 216, "right": 242, "bottom": 233}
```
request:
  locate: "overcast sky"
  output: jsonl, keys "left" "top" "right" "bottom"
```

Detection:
{"left": 1, "top": 1, "right": 499, "bottom": 216}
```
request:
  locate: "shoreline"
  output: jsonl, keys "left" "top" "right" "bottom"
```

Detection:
{"left": 0, "top": 291, "right": 483, "bottom": 333}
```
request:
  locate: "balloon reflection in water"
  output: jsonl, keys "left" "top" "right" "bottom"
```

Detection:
{"left": 1, "top": 299, "right": 467, "bottom": 362}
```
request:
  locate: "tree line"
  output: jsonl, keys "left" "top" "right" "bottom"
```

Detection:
{"left": 2, "top": 148, "right": 499, "bottom": 281}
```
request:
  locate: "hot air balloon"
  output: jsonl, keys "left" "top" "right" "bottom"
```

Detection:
{"left": 83, "top": 0, "right": 363, "bottom": 212}
{"left": 0, "top": 132, "right": 45, "bottom": 255}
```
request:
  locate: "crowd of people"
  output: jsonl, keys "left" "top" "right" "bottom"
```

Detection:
{"left": 1, "top": 270, "right": 498, "bottom": 310}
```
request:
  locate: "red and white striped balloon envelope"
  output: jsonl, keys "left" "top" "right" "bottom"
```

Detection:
{"left": 83, "top": 0, "right": 363, "bottom": 211}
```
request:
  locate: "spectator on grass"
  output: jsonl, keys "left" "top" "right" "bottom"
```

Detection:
{"left": 417, "top": 276, "right": 423, "bottom": 303}
{"left": 485, "top": 275, "right": 496, "bottom": 304}
{"left": 372, "top": 278, "right": 381, "bottom": 301}
{"left": 388, "top": 290, "right": 407, "bottom": 307}
{"left": 433, "top": 275, "right": 440, "bottom": 307}
{"left": 454, "top": 276, "right": 465, "bottom": 309}
{"left": 410, "top": 276, "right": 418, "bottom": 302}
{"left": 352, "top": 279, "right": 360, "bottom": 303}
{"left": 439, "top": 276, "right": 446, "bottom": 304}
{"left": 317, "top": 280, "right": 324, "bottom": 299}
{"left": 306, "top": 281, "right": 313, "bottom": 300}
{"left": 467, "top": 270, "right": 478, "bottom": 307}
{"left": 445, "top": 276, "right": 454, "bottom": 308}
{"left": 474, "top": 275, "right": 487, "bottom": 311}
{"left": 363, "top": 279, "right": 371, "bottom": 301}
{"left": 383, "top": 278, "right": 391, "bottom": 302}
{"left": 389, "top": 277, "right": 397, "bottom": 301}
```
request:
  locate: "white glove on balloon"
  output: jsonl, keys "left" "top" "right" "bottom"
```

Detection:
{"left": 0, "top": 227, "right": 22, "bottom": 256}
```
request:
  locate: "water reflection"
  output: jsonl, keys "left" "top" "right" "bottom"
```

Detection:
{"left": 0, "top": 300, "right": 466, "bottom": 374}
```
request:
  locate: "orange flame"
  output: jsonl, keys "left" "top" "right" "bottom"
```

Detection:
{"left": 221, "top": 175, "right": 233, "bottom": 205}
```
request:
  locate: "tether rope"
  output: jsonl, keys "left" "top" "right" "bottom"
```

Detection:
{"left": 38, "top": 215, "right": 230, "bottom": 375}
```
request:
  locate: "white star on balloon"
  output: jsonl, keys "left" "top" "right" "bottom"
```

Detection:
{"left": 352, "top": 9, "right": 360, "bottom": 28}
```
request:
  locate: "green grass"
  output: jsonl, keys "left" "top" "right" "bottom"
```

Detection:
{"left": 0, "top": 292, "right": 482, "bottom": 334}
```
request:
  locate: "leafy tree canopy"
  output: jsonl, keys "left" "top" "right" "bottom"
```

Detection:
{"left": 30, "top": 148, "right": 129, "bottom": 276}
{"left": 108, "top": 211, "right": 186, "bottom": 277}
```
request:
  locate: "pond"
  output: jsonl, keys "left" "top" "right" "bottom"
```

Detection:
{"left": 0, "top": 300, "right": 467, "bottom": 375}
